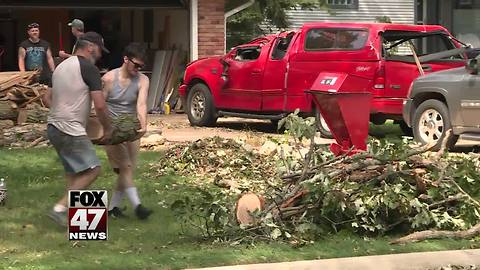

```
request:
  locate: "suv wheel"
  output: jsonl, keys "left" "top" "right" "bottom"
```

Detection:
{"left": 315, "top": 109, "right": 333, "bottom": 139}
{"left": 412, "top": 99, "right": 458, "bottom": 150}
{"left": 186, "top": 83, "right": 217, "bottom": 126}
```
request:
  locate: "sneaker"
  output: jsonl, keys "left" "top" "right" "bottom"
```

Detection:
{"left": 135, "top": 204, "right": 152, "bottom": 220}
{"left": 48, "top": 209, "right": 67, "bottom": 227}
{"left": 108, "top": 207, "right": 126, "bottom": 218}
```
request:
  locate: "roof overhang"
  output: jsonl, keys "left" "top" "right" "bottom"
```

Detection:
{"left": 0, "top": 0, "right": 187, "bottom": 9}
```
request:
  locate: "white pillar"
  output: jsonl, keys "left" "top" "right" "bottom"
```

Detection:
{"left": 190, "top": 0, "right": 199, "bottom": 61}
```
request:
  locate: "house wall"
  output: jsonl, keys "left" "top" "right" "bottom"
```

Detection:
{"left": 197, "top": 0, "right": 225, "bottom": 57}
{"left": 286, "top": 0, "right": 415, "bottom": 29}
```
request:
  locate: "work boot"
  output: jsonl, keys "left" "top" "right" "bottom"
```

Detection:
{"left": 48, "top": 209, "right": 67, "bottom": 227}
{"left": 108, "top": 207, "right": 126, "bottom": 218}
{"left": 135, "top": 204, "right": 152, "bottom": 220}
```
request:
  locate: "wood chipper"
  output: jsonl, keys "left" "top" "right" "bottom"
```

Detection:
{"left": 306, "top": 72, "right": 372, "bottom": 156}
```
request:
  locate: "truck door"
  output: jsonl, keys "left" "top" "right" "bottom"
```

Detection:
{"left": 219, "top": 45, "right": 266, "bottom": 111}
{"left": 383, "top": 31, "right": 465, "bottom": 100}
{"left": 261, "top": 32, "right": 296, "bottom": 112}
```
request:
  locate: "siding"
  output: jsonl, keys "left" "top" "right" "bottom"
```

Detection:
{"left": 283, "top": 0, "right": 415, "bottom": 30}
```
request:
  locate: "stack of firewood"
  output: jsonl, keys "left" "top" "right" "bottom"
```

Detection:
{"left": 0, "top": 71, "right": 48, "bottom": 124}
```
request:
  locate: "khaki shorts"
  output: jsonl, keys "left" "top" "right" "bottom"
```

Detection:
{"left": 104, "top": 140, "right": 140, "bottom": 169}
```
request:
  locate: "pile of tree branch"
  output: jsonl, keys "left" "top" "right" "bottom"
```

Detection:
{"left": 0, "top": 71, "right": 48, "bottom": 124}
{"left": 168, "top": 113, "right": 480, "bottom": 245}
{"left": 152, "top": 136, "right": 279, "bottom": 194}
{"left": 0, "top": 123, "right": 48, "bottom": 148}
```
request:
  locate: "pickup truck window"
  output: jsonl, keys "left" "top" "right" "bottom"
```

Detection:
{"left": 271, "top": 33, "right": 295, "bottom": 60}
{"left": 384, "top": 32, "right": 463, "bottom": 61}
{"left": 305, "top": 29, "right": 368, "bottom": 50}
{"left": 234, "top": 46, "right": 261, "bottom": 61}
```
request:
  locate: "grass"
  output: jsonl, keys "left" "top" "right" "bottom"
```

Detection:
{"left": 0, "top": 144, "right": 479, "bottom": 270}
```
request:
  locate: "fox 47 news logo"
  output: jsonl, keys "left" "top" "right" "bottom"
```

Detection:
{"left": 68, "top": 190, "right": 108, "bottom": 241}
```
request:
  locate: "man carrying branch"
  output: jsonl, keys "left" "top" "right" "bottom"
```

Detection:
{"left": 102, "top": 43, "right": 152, "bottom": 220}
{"left": 44, "top": 32, "right": 112, "bottom": 226}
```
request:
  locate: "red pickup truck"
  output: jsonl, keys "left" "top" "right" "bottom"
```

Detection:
{"left": 179, "top": 22, "right": 465, "bottom": 137}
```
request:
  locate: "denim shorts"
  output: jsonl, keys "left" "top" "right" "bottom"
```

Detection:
{"left": 47, "top": 124, "right": 101, "bottom": 174}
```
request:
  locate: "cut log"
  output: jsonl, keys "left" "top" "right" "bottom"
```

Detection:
{"left": 0, "top": 100, "right": 17, "bottom": 120}
{"left": 236, "top": 193, "right": 264, "bottom": 225}
{"left": 391, "top": 223, "right": 480, "bottom": 244}
{"left": 25, "top": 105, "right": 48, "bottom": 123}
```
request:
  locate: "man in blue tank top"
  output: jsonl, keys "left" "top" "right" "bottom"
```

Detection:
{"left": 102, "top": 43, "right": 152, "bottom": 219}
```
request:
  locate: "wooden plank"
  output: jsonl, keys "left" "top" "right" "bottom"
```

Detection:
{"left": 147, "top": 51, "right": 166, "bottom": 111}
{"left": 158, "top": 50, "right": 177, "bottom": 109}
{"left": 154, "top": 50, "right": 171, "bottom": 109}
{"left": 155, "top": 50, "right": 173, "bottom": 110}
{"left": 163, "top": 50, "right": 180, "bottom": 102}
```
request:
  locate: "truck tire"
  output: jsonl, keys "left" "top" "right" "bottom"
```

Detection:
{"left": 186, "top": 83, "right": 217, "bottom": 126}
{"left": 398, "top": 120, "right": 413, "bottom": 137}
{"left": 412, "top": 99, "right": 458, "bottom": 151}
{"left": 315, "top": 109, "right": 333, "bottom": 139}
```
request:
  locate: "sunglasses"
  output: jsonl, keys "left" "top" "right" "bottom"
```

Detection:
{"left": 128, "top": 58, "right": 145, "bottom": 70}
{"left": 27, "top": 23, "right": 40, "bottom": 30}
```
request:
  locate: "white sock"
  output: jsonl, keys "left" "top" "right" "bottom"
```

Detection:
{"left": 53, "top": 204, "right": 67, "bottom": 213}
{"left": 109, "top": 191, "right": 125, "bottom": 211}
{"left": 125, "top": 187, "right": 141, "bottom": 208}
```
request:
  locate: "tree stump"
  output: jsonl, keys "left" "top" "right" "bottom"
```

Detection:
{"left": 236, "top": 193, "right": 264, "bottom": 225}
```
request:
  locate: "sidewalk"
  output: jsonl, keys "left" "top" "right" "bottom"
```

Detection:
{"left": 187, "top": 249, "right": 480, "bottom": 270}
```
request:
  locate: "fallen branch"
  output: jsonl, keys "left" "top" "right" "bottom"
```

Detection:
{"left": 391, "top": 223, "right": 480, "bottom": 244}
{"left": 450, "top": 179, "right": 480, "bottom": 208}
{"left": 427, "top": 194, "right": 466, "bottom": 210}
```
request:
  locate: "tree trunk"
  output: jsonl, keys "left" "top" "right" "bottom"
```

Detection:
{"left": 0, "top": 100, "right": 17, "bottom": 121}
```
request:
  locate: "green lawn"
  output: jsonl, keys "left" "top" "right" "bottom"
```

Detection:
{"left": 0, "top": 147, "right": 478, "bottom": 270}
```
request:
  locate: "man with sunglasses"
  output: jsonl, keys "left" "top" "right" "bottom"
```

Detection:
{"left": 18, "top": 23, "right": 55, "bottom": 85}
{"left": 101, "top": 42, "right": 152, "bottom": 220}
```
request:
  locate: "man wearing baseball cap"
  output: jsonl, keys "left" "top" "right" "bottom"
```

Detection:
{"left": 44, "top": 31, "right": 111, "bottom": 227}
{"left": 59, "top": 19, "right": 85, "bottom": 59}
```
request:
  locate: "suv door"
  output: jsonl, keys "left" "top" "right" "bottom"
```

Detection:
{"left": 460, "top": 72, "right": 480, "bottom": 127}
{"left": 383, "top": 31, "right": 465, "bottom": 99}
{"left": 219, "top": 45, "right": 265, "bottom": 111}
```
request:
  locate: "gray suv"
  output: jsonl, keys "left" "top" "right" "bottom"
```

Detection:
{"left": 403, "top": 55, "right": 480, "bottom": 150}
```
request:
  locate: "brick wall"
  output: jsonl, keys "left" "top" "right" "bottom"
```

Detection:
{"left": 198, "top": 0, "right": 225, "bottom": 58}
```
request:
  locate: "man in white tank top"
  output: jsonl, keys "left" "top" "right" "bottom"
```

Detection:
{"left": 101, "top": 43, "right": 152, "bottom": 219}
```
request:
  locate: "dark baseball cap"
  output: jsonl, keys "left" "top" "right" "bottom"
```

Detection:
{"left": 79, "top": 31, "right": 110, "bottom": 53}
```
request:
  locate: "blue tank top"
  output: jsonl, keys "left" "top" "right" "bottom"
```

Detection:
{"left": 106, "top": 69, "right": 140, "bottom": 117}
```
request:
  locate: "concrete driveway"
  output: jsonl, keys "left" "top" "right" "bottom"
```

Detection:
{"left": 187, "top": 249, "right": 480, "bottom": 270}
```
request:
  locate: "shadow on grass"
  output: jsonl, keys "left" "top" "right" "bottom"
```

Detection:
{"left": 215, "top": 120, "right": 280, "bottom": 134}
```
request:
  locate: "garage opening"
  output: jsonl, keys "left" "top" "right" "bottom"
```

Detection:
{"left": 0, "top": 1, "right": 190, "bottom": 110}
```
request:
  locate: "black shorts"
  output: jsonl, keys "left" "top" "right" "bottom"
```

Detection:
{"left": 47, "top": 124, "right": 101, "bottom": 174}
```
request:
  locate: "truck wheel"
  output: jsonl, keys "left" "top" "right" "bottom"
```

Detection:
{"left": 315, "top": 109, "right": 333, "bottom": 139}
{"left": 412, "top": 99, "right": 458, "bottom": 151}
{"left": 398, "top": 121, "right": 413, "bottom": 137}
{"left": 186, "top": 83, "right": 217, "bottom": 126}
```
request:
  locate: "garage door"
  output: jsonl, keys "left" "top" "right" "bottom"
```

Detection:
{"left": 0, "top": 0, "right": 185, "bottom": 8}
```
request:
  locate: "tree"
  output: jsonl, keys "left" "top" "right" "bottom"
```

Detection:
{"left": 226, "top": 0, "right": 328, "bottom": 49}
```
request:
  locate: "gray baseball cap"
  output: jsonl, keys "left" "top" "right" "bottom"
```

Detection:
{"left": 68, "top": 19, "right": 84, "bottom": 30}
